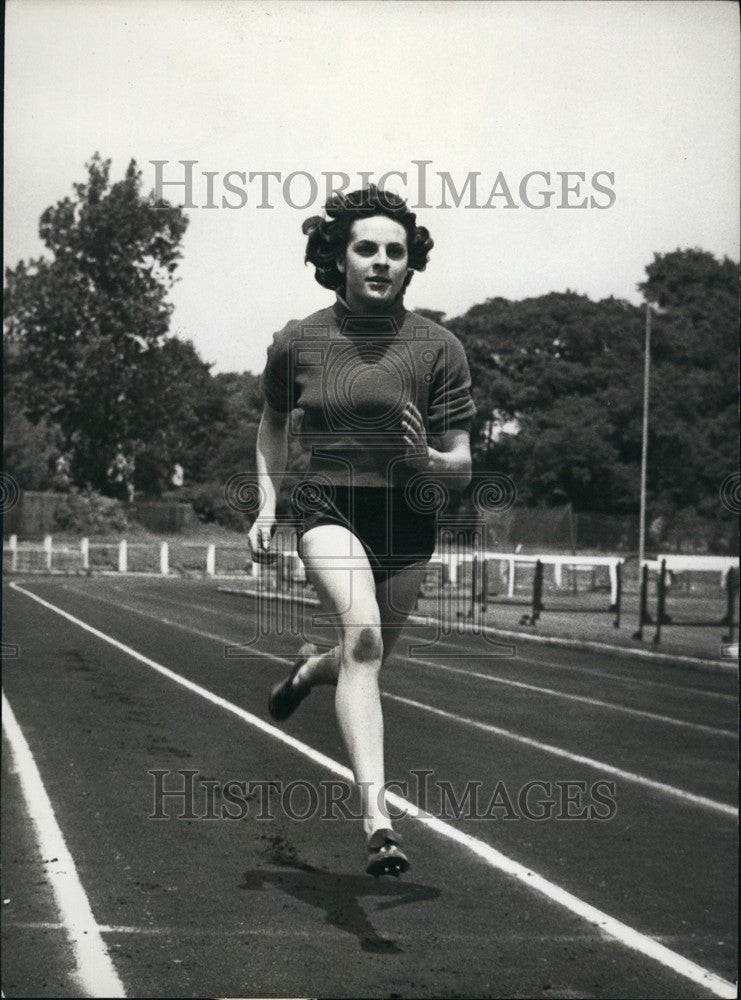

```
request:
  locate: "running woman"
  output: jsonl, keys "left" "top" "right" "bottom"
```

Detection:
{"left": 248, "top": 186, "right": 475, "bottom": 876}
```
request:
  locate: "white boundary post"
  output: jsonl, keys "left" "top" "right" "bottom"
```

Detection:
{"left": 160, "top": 542, "right": 169, "bottom": 576}
{"left": 9, "top": 534, "right": 18, "bottom": 572}
{"left": 43, "top": 535, "right": 53, "bottom": 571}
{"left": 206, "top": 544, "right": 215, "bottom": 577}
{"left": 80, "top": 537, "right": 89, "bottom": 571}
{"left": 508, "top": 557, "right": 515, "bottom": 598}
{"left": 118, "top": 540, "right": 127, "bottom": 573}
{"left": 609, "top": 561, "right": 619, "bottom": 605}
{"left": 554, "top": 562, "right": 563, "bottom": 588}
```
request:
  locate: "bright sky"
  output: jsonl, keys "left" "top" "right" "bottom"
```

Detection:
{"left": 4, "top": 0, "right": 739, "bottom": 374}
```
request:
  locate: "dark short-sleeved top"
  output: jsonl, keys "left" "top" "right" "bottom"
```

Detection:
{"left": 260, "top": 293, "right": 476, "bottom": 487}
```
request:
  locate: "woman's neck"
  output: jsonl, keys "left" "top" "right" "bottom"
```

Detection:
{"left": 341, "top": 289, "right": 404, "bottom": 315}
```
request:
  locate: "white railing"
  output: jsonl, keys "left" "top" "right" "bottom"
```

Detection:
{"left": 3, "top": 536, "right": 735, "bottom": 608}
{"left": 434, "top": 549, "right": 624, "bottom": 605}
{"left": 655, "top": 553, "right": 737, "bottom": 587}
{"left": 2, "top": 536, "right": 251, "bottom": 578}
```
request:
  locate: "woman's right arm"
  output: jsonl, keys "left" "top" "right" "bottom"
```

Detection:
{"left": 248, "top": 402, "right": 289, "bottom": 554}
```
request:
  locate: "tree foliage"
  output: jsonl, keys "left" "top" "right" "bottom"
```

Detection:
{"left": 450, "top": 291, "right": 645, "bottom": 511}
{"left": 4, "top": 154, "right": 189, "bottom": 492}
{"left": 450, "top": 249, "right": 738, "bottom": 527}
{"left": 638, "top": 249, "right": 738, "bottom": 519}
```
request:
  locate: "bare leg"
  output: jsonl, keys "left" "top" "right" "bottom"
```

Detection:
{"left": 293, "top": 562, "right": 428, "bottom": 691}
{"left": 298, "top": 524, "right": 389, "bottom": 838}
{"left": 334, "top": 626, "right": 386, "bottom": 839}
{"left": 292, "top": 642, "right": 340, "bottom": 688}
{"left": 375, "top": 564, "right": 429, "bottom": 664}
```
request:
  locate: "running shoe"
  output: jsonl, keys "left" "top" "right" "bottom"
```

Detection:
{"left": 268, "top": 656, "right": 310, "bottom": 720}
{"left": 366, "top": 828, "right": 410, "bottom": 878}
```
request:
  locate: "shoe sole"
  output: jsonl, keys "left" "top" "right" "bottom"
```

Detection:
{"left": 367, "top": 850, "right": 410, "bottom": 878}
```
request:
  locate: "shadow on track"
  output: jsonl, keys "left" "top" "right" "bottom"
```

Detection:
{"left": 240, "top": 860, "right": 441, "bottom": 953}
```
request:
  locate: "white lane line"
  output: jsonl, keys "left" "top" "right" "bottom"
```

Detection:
{"left": 509, "top": 652, "right": 738, "bottom": 702}
{"left": 384, "top": 692, "right": 736, "bottom": 817}
{"left": 405, "top": 658, "right": 736, "bottom": 738}
{"left": 406, "top": 807, "right": 738, "bottom": 1000}
{"left": 10, "top": 581, "right": 737, "bottom": 999}
{"left": 406, "top": 635, "right": 739, "bottom": 703}
{"left": 47, "top": 582, "right": 737, "bottom": 812}
{"left": 2, "top": 691, "right": 126, "bottom": 998}
{"left": 8, "top": 921, "right": 625, "bottom": 944}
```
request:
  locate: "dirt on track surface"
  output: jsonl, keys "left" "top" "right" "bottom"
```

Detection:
{"left": 2, "top": 577, "right": 737, "bottom": 999}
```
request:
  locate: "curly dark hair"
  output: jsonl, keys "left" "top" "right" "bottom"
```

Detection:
{"left": 302, "top": 185, "right": 434, "bottom": 292}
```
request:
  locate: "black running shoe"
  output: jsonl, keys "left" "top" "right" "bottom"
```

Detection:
{"left": 268, "top": 657, "right": 310, "bottom": 721}
{"left": 366, "top": 828, "right": 410, "bottom": 878}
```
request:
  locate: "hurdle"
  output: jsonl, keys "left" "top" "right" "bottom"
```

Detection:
{"left": 632, "top": 562, "right": 655, "bottom": 641}
{"left": 518, "top": 558, "right": 622, "bottom": 627}
{"left": 652, "top": 559, "right": 739, "bottom": 646}
{"left": 518, "top": 559, "right": 545, "bottom": 625}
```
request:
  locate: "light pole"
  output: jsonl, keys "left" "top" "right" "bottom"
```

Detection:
{"left": 638, "top": 302, "right": 652, "bottom": 567}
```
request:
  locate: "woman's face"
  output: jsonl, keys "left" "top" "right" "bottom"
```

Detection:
{"left": 337, "top": 215, "right": 409, "bottom": 311}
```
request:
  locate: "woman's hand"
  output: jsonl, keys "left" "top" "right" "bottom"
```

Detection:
{"left": 401, "top": 402, "right": 431, "bottom": 471}
{"left": 247, "top": 514, "right": 277, "bottom": 563}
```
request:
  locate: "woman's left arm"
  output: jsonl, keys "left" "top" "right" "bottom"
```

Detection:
{"left": 402, "top": 404, "right": 472, "bottom": 490}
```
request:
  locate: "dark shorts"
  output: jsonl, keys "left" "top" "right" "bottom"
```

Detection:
{"left": 292, "top": 485, "right": 437, "bottom": 585}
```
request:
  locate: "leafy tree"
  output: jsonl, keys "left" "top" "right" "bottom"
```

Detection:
{"left": 639, "top": 249, "right": 738, "bottom": 519}
{"left": 449, "top": 291, "right": 645, "bottom": 512}
{"left": 447, "top": 248, "right": 738, "bottom": 533}
{"left": 194, "top": 370, "right": 264, "bottom": 482}
{"left": 4, "top": 154, "right": 188, "bottom": 494}
{"left": 2, "top": 408, "right": 64, "bottom": 491}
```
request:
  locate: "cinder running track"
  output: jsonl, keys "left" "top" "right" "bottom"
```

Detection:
{"left": 2, "top": 577, "right": 737, "bottom": 999}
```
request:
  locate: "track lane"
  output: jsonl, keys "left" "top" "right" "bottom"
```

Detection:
{"left": 3, "top": 579, "right": 737, "bottom": 996}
